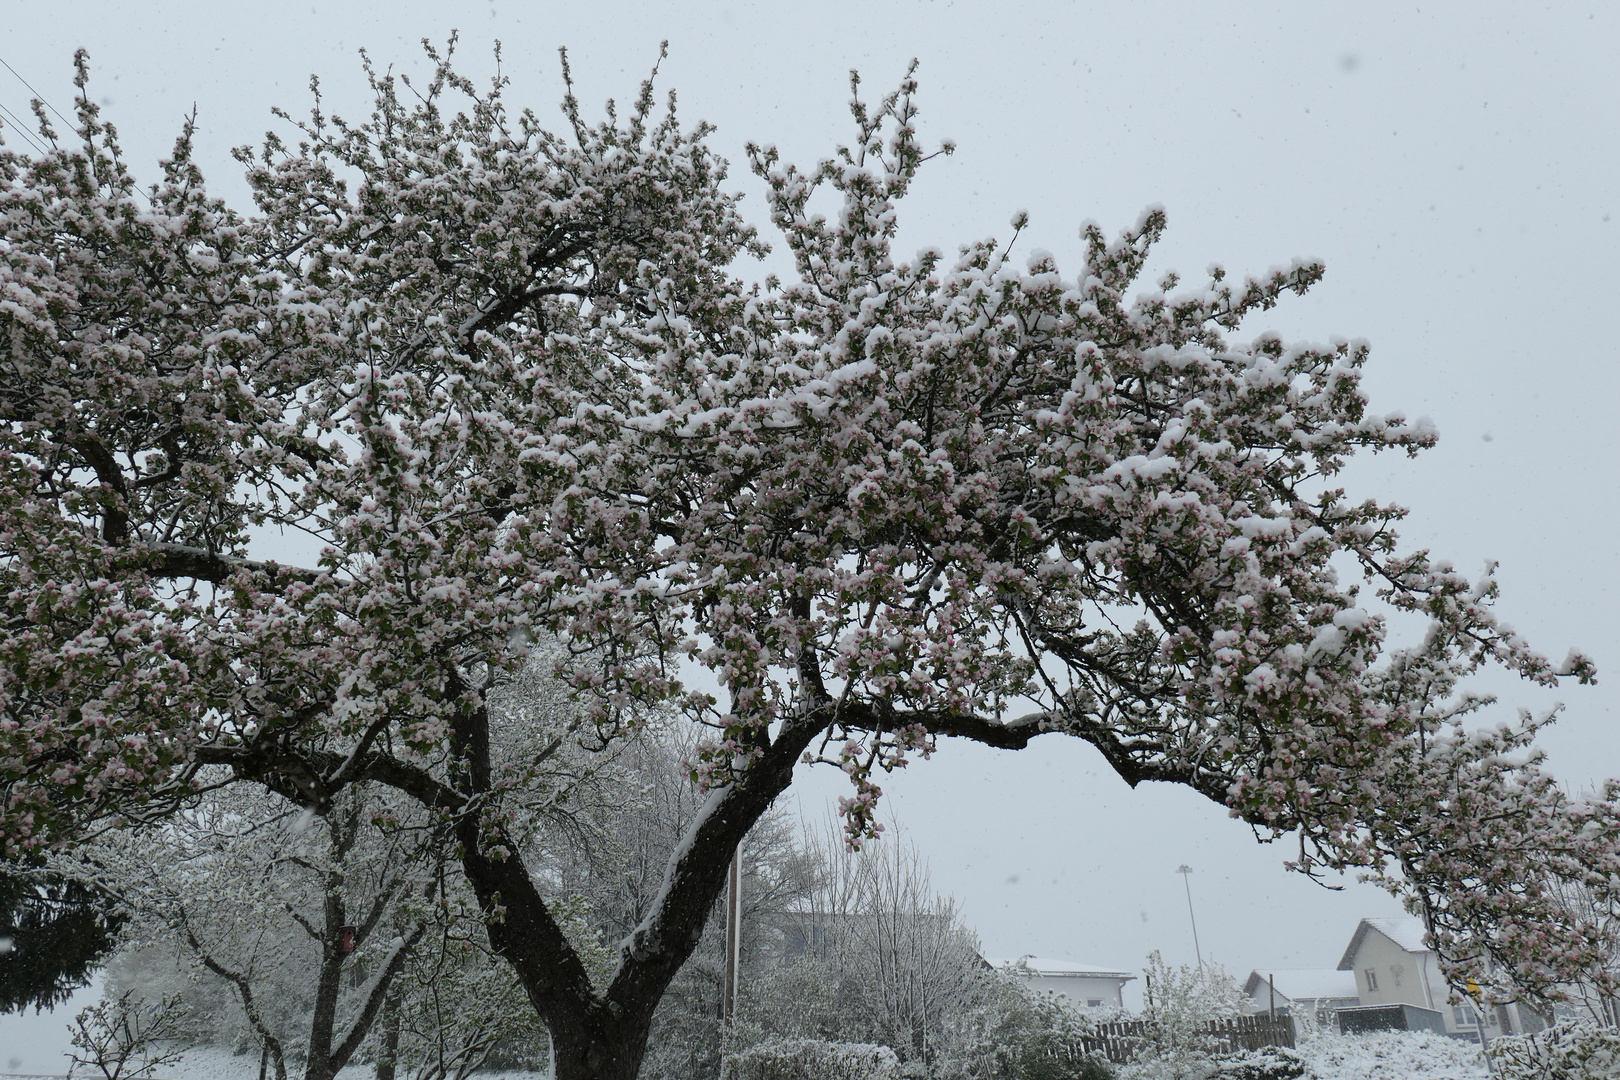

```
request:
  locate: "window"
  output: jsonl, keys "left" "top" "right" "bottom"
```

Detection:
{"left": 1088, "top": 999, "right": 1105, "bottom": 1008}
{"left": 1364, "top": 968, "right": 1379, "bottom": 991}
{"left": 1453, "top": 1006, "right": 1478, "bottom": 1028}
{"left": 1390, "top": 963, "right": 1405, "bottom": 987}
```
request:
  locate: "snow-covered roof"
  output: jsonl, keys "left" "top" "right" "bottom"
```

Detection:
{"left": 986, "top": 956, "right": 1136, "bottom": 981}
{"left": 1337, "top": 917, "right": 1431, "bottom": 970}
{"left": 1243, "top": 968, "right": 1359, "bottom": 1001}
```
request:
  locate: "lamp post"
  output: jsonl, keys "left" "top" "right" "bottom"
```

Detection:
{"left": 722, "top": 851, "right": 741, "bottom": 1023}
{"left": 1176, "top": 865, "right": 1203, "bottom": 967}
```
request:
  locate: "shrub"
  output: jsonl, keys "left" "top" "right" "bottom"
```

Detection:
{"left": 720, "top": 1039, "right": 901, "bottom": 1080}
{"left": 1205, "top": 1046, "right": 1311, "bottom": 1080}
{"left": 1489, "top": 1020, "right": 1620, "bottom": 1080}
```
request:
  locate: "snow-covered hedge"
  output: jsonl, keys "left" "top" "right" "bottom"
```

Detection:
{"left": 719, "top": 1039, "right": 901, "bottom": 1080}
{"left": 1488, "top": 1021, "right": 1620, "bottom": 1079}
{"left": 1120, "top": 1045, "right": 1305, "bottom": 1080}
{"left": 1205, "top": 1046, "right": 1310, "bottom": 1080}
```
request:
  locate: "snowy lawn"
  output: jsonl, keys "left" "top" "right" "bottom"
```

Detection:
{"left": 1296, "top": 1029, "right": 1491, "bottom": 1079}
{"left": 0, "top": 1047, "right": 551, "bottom": 1080}
{"left": 2, "top": 1032, "right": 1497, "bottom": 1080}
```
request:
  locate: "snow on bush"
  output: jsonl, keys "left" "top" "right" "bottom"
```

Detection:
{"left": 1116, "top": 952, "right": 1248, "bottom": 1079}
{"left": 1204, "top": 1046, "right": 1310, "bottom": 1080}
{"left": 719, "top": 1039, "right": 900, "bottom": 1080}
{"left": 1296, "top": 1029, "right": 1489, "bottom": 1079}
{"left": 1121, "top": 1045, "right": 1306, "bottom": 1080}
{"left": 1489, "top": 1020, "right": 1620, "bottom": 1079}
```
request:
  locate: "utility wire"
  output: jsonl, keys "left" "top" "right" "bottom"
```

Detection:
{"left": 0, "top": 100, "right": 48, "bottom": 156}
{"left": 0, "top": 54, "right": 74, "bottom": 128}
{"left": 0, "top": 52, "right": 152, "bottom": 206}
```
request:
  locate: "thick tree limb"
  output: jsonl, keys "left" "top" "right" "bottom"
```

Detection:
{"left": 135, "top": 543, "right": 321, "bottom": 586}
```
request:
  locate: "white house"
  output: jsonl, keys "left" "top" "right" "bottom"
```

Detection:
{"left": 1336, "top": 916, "right": 1540, "bottom": 1037}
{"left": 987, "top": 956, "right": 1136, "bottom": 1009}
{"left": 1241, "top": 968, "right": 1359, "bottom": 1026}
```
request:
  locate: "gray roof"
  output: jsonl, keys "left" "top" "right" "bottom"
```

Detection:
{"left": 987, "top": 956, "right": 1136, "bottom": 981}
{"left": 1243, "top": 968, "right": 1359, "bottom": 1001}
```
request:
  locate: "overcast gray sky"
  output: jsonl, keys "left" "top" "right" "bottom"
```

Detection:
{"left": 3, "top": 0, "right": 1618, "bottom": 1068}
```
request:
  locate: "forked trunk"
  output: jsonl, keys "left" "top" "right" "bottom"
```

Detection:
{"left": 449, "top": 701, "right": 824, "bottom": 1080}
{"left": 547, "top": 1012, "right": 655, "bottom": 1080}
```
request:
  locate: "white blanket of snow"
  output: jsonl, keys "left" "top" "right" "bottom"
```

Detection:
{"left": 1297, "top": 1030, "right": 1491, "bottom": 1079}
{"left": 2, "top": 1030, "right": 1495, "bottom": 1080}
{"left": 0, "top": 1046, "right": 552, "bottom": 1080}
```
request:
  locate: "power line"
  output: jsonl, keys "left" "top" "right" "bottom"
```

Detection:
{"left": 0, "top": 100, "right": 48, "bottom": 156}
{"left": 0, "top": 54, "right": 73, "bottom": 128}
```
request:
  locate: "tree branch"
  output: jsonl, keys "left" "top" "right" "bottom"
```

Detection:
{"left": 134, "top": 543, "right": 320, "bottom": 586}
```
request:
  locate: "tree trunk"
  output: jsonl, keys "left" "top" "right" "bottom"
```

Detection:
{"left": 546, "top": 1012, "right": 657, "bottom": 1080}
{"left": 302, "top": 892, "right": 347, "bottom": 1080}
{"left": 448, "top": 691, "right": 825, "bottom": 1080}
{"left": 375, "top": 992, "right": 400, "bottom": 1080}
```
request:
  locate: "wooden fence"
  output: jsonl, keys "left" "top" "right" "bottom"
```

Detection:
{"left": 1080, "top": 1013, "right": 1296, "bottom": 1065}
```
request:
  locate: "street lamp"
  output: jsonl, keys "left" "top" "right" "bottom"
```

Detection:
{"left": 1176, "top": 865, "right": 1203, "bottom": 967}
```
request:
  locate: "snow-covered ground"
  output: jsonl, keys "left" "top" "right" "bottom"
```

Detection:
{"left": 0, "top": 1046, "right": 551, "bottom": 1080}
{"left": 1296, "top": 1029, "right": 1491, "bottom": 1079}
{"left": 1, "top": 1030, "right": 1497, "bottom": 1080}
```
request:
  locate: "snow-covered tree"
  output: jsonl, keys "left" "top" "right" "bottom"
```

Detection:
{"left": 79, "top": 654, "right": 598, "bottom": 1080}
{"left": 731, "top": 824, "right": 990, "bottom": 1076}
{"left": 65, "top": 990, "right": 192, "bottom": 1080}
{"left": 1124, "top": 952, "right": 1246, "bottom": 1080}
{"left": 4, "top": 38, "right": 1619, "bottom": 1080}
{"left": 81, "top": 783, "right": 439, "bottom": 1080}
{"left": 539, "top": 731, "right": 820, "bottom": 1080}
{"left": 379, "top": 908, "right": 552, "bottom": 1080}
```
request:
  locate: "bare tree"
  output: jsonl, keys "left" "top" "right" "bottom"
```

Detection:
{"left": 66, "top": 990, "right": 191, "bottom": 1080}
{"left": 737, "top": 821, "right": 992, "bottom": 1077}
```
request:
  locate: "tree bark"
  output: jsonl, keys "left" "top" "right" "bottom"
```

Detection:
{"left": 446, "top": 688, "right": 824, "bottom": 1080}
{"left": 374, "top": 992, "right": 400, "bottom": 1080}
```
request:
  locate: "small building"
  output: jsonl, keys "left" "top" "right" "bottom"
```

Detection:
{"left": 1336, "top": 1002, "right": 1448, "bottom": 1036}
{"left": 1242, "top": 968, "right": 1359, "bottom": 1026}
{"left": 1336, "top": 917, "right": 1539, "bottom": 1037}
{"left": 987, "top": 956, "right": 1136, "bottom": 1009}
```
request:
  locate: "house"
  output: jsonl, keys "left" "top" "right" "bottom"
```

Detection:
{"left": 1241, "top": 968, "right": 1359, "bottom": 1026}
{"left": 987, "top": 956, "right": 1136, "bottom": 1009}
{"left": 1336, "top": 916, "right": 1541, "bottom": 1037}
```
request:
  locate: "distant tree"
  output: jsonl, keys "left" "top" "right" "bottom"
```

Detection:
{"left": 733, "top": 824, "right": 990, "bottom": 1074}
{"left": 380, "top": 909, "right": 553, "bottom": 1080}
{"left": 4, "top": 37, "right": 1620, "bottom": 1080}
{"left": 82, "top": 652, "right": 596, "bottom": 1080}
{"left": 84, "top": 784, "right": 436, "bottom": 1080}
{"left": 543, "top": 732, "right": 820, "bottom": 1080}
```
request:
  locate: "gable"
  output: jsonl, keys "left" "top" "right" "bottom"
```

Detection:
{"left": 1338, "top": 917, "right": 1431, "bottom": 970}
